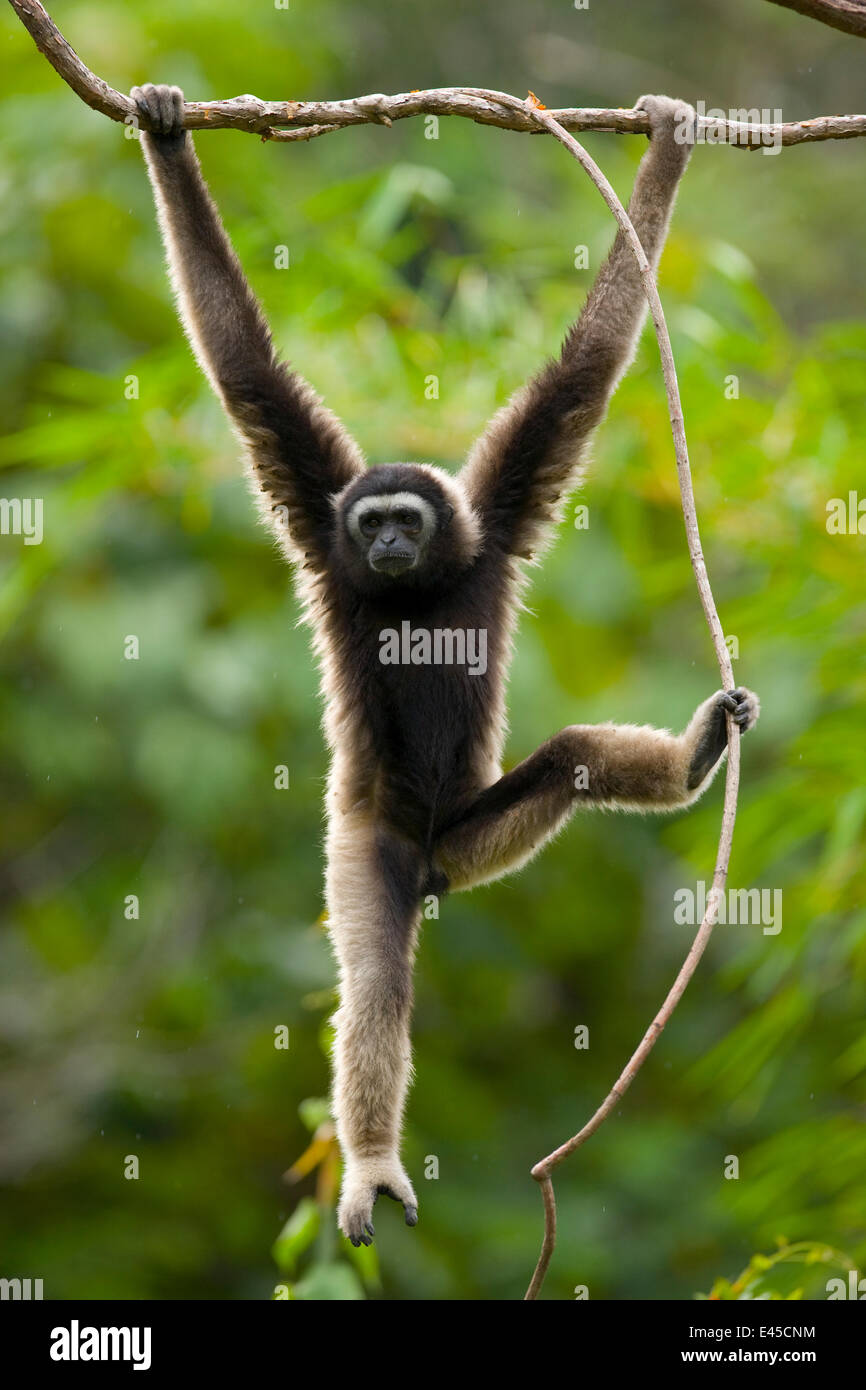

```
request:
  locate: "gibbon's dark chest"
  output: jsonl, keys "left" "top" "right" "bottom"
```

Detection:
{"left": 330, "top": 566, "right": 506, "bottom": 829}
{"left": 369, "top": 658, "right": 495, "bottom": 837}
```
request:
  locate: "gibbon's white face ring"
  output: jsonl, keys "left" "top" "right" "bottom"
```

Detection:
{"left": 345, "top": 491, "right": 438, "bottom": 548}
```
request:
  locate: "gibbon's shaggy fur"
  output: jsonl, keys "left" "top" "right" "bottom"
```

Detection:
{"left": 134, "top": 84, "right": 760, "bottom": 1245}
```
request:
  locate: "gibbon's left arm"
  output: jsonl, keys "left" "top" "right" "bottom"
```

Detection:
{"left": 132, "top": 84, "right": 364, "bottom": 568}
{"left": 460, "top": 94, "right": 694, "bottom": 561}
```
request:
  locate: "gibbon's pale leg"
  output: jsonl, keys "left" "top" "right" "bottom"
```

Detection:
{"left": 326, "top": 813, "right": 423, "bottom": 1245}
{"left": 435, "top": 689, "right": 760, "bottom": 892}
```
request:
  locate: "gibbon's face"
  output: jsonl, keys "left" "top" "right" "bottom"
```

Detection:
{"left": 336, "top": 464, "right": 479, "bottom": 595}
{"left": 347, "top": 491, "right": 441, "bottom": 577}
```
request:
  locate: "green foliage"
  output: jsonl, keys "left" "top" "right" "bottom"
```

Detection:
{"left": 0, "top": 0, "right": 864, "bottom": 1301}
{"left": 272, "top": 1096, "right": 380, "bottom": 1299}
{"left": 702, "top": 1241, "right": 857, "bottom": 1302}
{"left": 288, "top": 1263, "right": 365, "bottom": 1301}
{"left": 272, "top": 1198, "right": 321, "bottom": 1277}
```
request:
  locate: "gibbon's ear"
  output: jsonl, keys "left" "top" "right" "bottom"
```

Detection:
{"left": 442, "top": 503, "right": 454, "bottom": 525}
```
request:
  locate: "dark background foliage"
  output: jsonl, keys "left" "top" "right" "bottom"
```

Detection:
{"left": 0, "top": 0, "right": 863, "bottom": 1300}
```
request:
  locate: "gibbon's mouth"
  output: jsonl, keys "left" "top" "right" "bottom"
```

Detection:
{"left": 371, "top": 551, "right": 417, "bottom": 575}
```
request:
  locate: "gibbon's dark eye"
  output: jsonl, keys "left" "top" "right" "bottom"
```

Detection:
{"left": 361, "top": 513, "right": 381, "bottom": 535}
{"left": 395, "top": 510, "right": 422, "bottom": 534}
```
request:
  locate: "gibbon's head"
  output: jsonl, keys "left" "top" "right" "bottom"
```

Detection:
{"left": 334, "top": 464, "right": 482, "bottom": 593}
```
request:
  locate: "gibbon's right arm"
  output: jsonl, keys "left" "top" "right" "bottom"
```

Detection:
{"left": 460, "top": 94, "right": 695, "bottom": 562}
{"left": 132, "top": 83, "right": 364, "bottom": 567}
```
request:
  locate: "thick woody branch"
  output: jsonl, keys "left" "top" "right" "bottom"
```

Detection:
{"left": 522, "top": 97, "right": 741, "bottom": 1301}
{"left": 765, "top": 0, "right": 866, "bottom": 38}
{"left": 8, "top": 0, "right": 866, "bottom": 147}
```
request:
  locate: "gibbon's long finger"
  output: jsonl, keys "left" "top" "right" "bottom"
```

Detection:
{"left": 134, "top": 84, "right": 364, "bottom": 567}
{"left": 132, "top": 83, "right": 184, "bottom": 139}
{"left": 460, "top": 95, "right": 696, "bottom": 561}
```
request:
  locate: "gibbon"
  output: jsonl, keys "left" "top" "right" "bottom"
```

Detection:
{"left": 132, "top": 84, "right": 759, "bottom": 1245}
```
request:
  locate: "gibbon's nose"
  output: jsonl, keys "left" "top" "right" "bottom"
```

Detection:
{"left": 380, "top": 530, "right": 398, "bottom": 547}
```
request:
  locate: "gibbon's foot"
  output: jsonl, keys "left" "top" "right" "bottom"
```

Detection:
{"left": 338, "top": 1157, "right": 418, "bottom": 1247}
{"left": 131, "top": 83, "right": 186, "bottom": 141}
{"left": 687, "top": 686, "right": 760, "bottom": 790}
{"left": 635, "top": 93, "right": 696, "bottom": 148}
{"left": 720, "top": 686, "right": 761, "bottom": 732}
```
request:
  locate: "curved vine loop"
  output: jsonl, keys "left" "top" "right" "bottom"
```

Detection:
{"left": 522, "top": 95, "right": 740, "bottom": 1300}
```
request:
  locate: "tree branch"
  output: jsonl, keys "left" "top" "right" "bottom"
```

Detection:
{"left": 765, "top": 0, "right": 866, "bottom": 39}
{"left": 8, "top": 0, "right": 866, "bottom": 147}
{"left": 522, "top": 96, "right": 741, "bottom": 1300}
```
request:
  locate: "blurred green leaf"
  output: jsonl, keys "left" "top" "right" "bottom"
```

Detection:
{"left": 272, "top": 1199, "right": 321, "bottom": 1275}
{"left": 291, "top": 1262, "right": 365, "bottom": 1300}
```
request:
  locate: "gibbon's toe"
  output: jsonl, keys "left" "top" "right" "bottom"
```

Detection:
{"left": 338, "top": 1193, "right": 375, "bottom": 1247}
{"left": 725, "top": 687, "right": 761, "bottom": 733}
{"left": 376, "top": 1180, "right": 419, "bottom": 1229}
{"left": 338, "top": 1161, "right": 418, "bottom": 1246}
